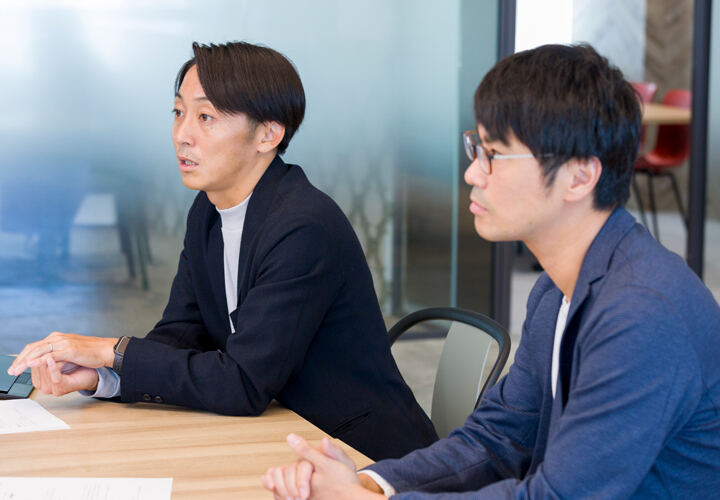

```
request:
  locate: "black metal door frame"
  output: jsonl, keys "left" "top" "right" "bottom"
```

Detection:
{"left": 491, "top": 0, "right": 517, "bottom": 329}
{"left": 687, "top": 0, "right": 712, "bottom": 278}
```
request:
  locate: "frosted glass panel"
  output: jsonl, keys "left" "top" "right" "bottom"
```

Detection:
{"left": 0, "top": 1, "right": 496, "bottom": 352}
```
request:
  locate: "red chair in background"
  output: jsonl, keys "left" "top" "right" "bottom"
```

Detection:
{"left": 630, "top": 81, "right": 658, "bottom": 151}
{"left": 631, "top": 81, "right": 658, "bottom": 103}
{"left": 629, "top": 82, "right": 657, "bottom": 230}
{"left": 633, "top": 89, "right": 691, "bottom": 241}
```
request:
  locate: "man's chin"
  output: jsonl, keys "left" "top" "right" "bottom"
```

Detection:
{"left": 473, "top": 220, "right": 496, "bottom": 242}
{"left": 473, "top": 220, "right": 513, "bottom": 243}
{"left": 180, "top": 175, "right": 203, "bottom": 191}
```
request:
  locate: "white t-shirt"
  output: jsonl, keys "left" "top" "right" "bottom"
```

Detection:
{"left": 217, "top": 195, "right": 251, "bottom": 333}
{"left": 551, "top": 296, "right": 571, "bottom": 398}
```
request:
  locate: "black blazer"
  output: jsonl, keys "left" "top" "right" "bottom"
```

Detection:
{"left": 120, "top": 156, "right": 437, "bottom": 460}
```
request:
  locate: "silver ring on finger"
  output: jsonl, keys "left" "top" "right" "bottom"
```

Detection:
{"left": 48, "top": 343, "right": 53, "bottom": 353}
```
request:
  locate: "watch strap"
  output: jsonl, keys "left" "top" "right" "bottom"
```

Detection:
{"left": 112, "top": 336, "right": 131, "bottom": 375}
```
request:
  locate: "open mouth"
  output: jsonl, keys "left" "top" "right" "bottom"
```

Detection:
{"left": 178, "top": 156, "right": 199, "bottom": 171}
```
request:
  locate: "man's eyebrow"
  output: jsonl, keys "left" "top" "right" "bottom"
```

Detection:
{"left": 173, "top": 93, "right": 210, "bottom": 103}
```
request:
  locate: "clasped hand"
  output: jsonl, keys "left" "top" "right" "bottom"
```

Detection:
{"left": 262, "top": 433, "right": 384, "bottom": 500}
{"left": 7, "top": 332, "right": 117, "bottom": 395}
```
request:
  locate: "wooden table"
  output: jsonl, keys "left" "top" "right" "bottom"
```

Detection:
{"left": 642, "top": 102, "right": 691, "bottom": 125}
{"left": 0, "top": 393, "right": 372, "bottom": 499}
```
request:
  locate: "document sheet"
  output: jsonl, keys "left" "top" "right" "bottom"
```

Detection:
{"left": 0, "top": 477, "right": 173, "bottom": 500}
{"left": 0, "top": 399, "right": 69, "bottom": 435}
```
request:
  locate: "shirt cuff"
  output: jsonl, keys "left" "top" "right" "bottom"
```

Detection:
{"left": 79, "top": 367, "right": 121, "bottom": 398}
{"left": 358, "top": 470, "right": 396, "bottom": 497}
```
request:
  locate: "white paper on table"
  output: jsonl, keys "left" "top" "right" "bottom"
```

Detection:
{"left": 0, "top": 477, "right": 173, "bottom": 500}
{"left": 0, "top": 399, "right": 69, "bottom": 435}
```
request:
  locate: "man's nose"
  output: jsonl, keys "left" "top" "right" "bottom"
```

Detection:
{"left": 173, "top": 117, "right": 195, "bottom": 147}
{"left": 464, "top": 157, "right": 488, "bottom": 189}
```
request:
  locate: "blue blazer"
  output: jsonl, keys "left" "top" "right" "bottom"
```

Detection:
{"left": 118, "top": 156, "right": 437, "bottom": 460}
{"left": 368, "top": 208, "right": 720, "bottom": 498}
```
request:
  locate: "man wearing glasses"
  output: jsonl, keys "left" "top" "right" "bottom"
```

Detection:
{"left": 263, "top": 44, "right": 720, "bottom": 499}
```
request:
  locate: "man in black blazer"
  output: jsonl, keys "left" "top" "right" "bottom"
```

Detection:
{"left": 8, "top": 41, "right": 437, "bottom": 460}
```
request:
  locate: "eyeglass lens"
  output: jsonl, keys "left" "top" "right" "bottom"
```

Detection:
{"left": 464, "top": 135, "right": 475, "bottom": 161}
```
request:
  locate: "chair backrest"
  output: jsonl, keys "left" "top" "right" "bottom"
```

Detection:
{"left": 630, "top": 81, "right": 658, "bottom": 103}
{"left": 653, "top": 89, "right": 692, "bottom": 163}
{"left": 389, "top": 307, "right": 510, "bottom": 438}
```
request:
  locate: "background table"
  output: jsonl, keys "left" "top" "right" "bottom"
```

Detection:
{"left": 642, "top": 102, "right": 691, "bottom": 125}
{"left": 0, "top": 392, "right": 373, "bottom": 499}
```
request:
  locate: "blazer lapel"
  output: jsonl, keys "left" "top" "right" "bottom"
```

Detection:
{"left": 558, "top": 207, "right": 638, "bottom": 408}
{"left": 207, "top": 216, "right": 229, "bottom": 322}
{"left": 236, "top": 155, "right": 290, "bottom": 304}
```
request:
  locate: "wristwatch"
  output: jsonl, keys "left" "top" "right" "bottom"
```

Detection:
{"left": 112, "top": 336, "right": 131, "bottom": 375}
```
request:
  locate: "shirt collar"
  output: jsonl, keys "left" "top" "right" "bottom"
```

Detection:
{"left": 217, "top": 193, "right": 252, "bottom": 230}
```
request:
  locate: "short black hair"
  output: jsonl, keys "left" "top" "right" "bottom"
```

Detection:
{"left": 474, "top": 44, "right": 641, "bottom": 210}
{"left": 175, "top": 41, "right": 305, "bottom": 155}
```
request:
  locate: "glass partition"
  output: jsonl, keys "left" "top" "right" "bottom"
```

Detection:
{"left": 0, "top": 1, "right": 498, "bottom": 353}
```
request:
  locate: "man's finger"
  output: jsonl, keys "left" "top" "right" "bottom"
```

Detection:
{"left": 287, "top": 434, "right": 328, "bottom": 467}
{"left": 284, "top": 462, "right": 299, "bottom": 498}
{"left": 270, "top": 466, "right": 290, "bottom": 497}
{"left": 260, "top": 470, "right": 275, "bottom": 491}
{"left": 32, "top": 365, "right": 50, "bottom": 395}
{"left": 321, "top": 437, "right": 356, "bottom": 469}
{"left": 30, "top": 367, "right": 42, "bottom": 393}
{"left": 47, "top": 356, "right": 62, "bottom": 384}
{"left": 16, "top": 342, "right": 55, "bottom": 373}
{"left": 28, "top": 350, "right": 58, "bottom": 369}
{"left": 296, "top": 460, "right": 314, "bottom": 499}
{"left": 42, "top": 358, "right": 63, "bottom": 396}
{"left": 8, "top": 341, "right": 44, "bottom": 375}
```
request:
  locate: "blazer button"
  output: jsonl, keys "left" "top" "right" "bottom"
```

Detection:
{"left": 142, "top": 393, "right": 151, "bottom": 401}
{"left": 153, "top": 396, "right": 163, "bottom": 404}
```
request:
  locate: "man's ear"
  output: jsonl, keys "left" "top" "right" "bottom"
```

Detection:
{"left": 257, "top": 121, "right": 286, "bottom": 154}
{"left": 564, "top": 157, "right": 602, "bottom": 202}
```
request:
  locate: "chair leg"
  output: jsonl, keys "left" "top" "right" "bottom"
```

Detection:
{"left": 646, "top": 173, "right": 660, "bottom": 241}
{"left": 134, "top": 228, "right": 149, "bottom": 291}
{"left": 118, "top": 224, "right": 136, "bottom": 279}
{"left": 631, "top": 174, "right": 649, "bottom": 228}
{"left": 115, "top": 197, "right": 137, "bottom": 280}
{"left": 664, "top": 172, "right": 688, "bottom": 228}
{"left": 135, "top": 204, "right": 153, "bottom": 265}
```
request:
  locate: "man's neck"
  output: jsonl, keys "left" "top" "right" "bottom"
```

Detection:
{"left": 526, "top": 207, "right": 612, "bottom": 301}
{"left": 208, "top": 152, "right": 275, "bottom": 210}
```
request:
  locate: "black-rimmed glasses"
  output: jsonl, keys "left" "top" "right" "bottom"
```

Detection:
{"left": 462, "top": 130, "right": 548, "bottom": 175}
